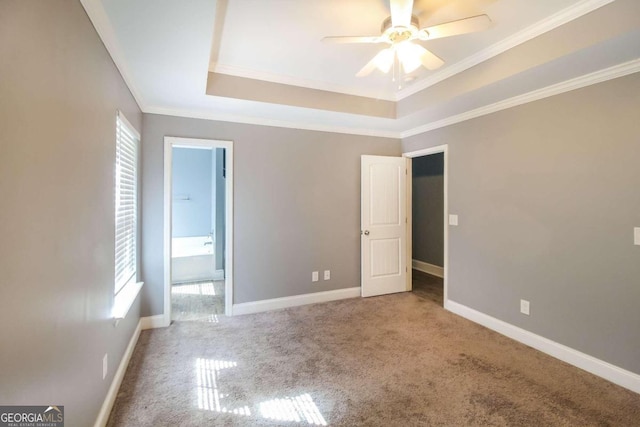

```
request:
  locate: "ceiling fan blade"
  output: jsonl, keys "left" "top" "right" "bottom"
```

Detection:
{"left": 390, "top": 0, "right": 414, "bottom": 28}
{"left": 322, "top": 36, "right": 384, "bottom": 44}
{"left": 356, "top": 48, "right": 394, "bottom": 77}
{"left": 417, "top": 45, "right": 445, "bottom": 70}
{"left": 356, "top": 57, "right": 379, "bottom": 78}
{"left": 418, "top": 14, "right": 491, "bottom": 40}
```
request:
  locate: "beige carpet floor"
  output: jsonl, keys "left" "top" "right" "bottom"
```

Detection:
{"left": 108, "top": 272, "right": 640, "bottom": 426}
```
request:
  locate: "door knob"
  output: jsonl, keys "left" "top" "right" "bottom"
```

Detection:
{"left": 363, "top": 230, "right": 370, "bottom": 235}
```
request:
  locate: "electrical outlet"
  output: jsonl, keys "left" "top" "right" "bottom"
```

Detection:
{"left": 312, "top": 271, "right": 319, "bottom": 282}
{"left": 102, "top": 354, "right": 108, "bottom": 380}
{"left": 449, "top": 214, "right": 459, "bottom": 226}
{"left": 324, "top": 270, "right": 330, "bottom": 280}
{"left": 634, "top": 227, "right": 640, "bottom": 246}
{"left": 520, "top": 299, "right": 530, "bottom": 316}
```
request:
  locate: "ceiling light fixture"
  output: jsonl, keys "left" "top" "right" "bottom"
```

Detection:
{"left": 368, "top": 42, "right": 429, "bottom": 88}
{"left": 358, "top": 13, "right": 433, "bottom": 83}
{"left": 323, "top": 0, "right": 492, "bottom": 84}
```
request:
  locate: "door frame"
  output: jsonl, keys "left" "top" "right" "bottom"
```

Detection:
{"left": 403, "top": 144, "right": 449, "bottom": 305}
{"left": 163, "top": 136, "right": 234, "bottom": 322}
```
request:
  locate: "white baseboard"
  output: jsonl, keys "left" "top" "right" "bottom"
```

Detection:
{"left": 94, "top": 319, "right": 142, "bottom": 427}
{"left": 232, "top": 287, "right": 361, "bottom": 316}
{"left": 445, "top": 300, "right": 640, "bottom": 394}
{"left": 141, "top": 314, "right": 168, "bottom": 329}
{"left": 412, "top": 259, "right": 444, "bottom": 278}
{"left": 95, "top": 314, "right": 168, "bottom": 425}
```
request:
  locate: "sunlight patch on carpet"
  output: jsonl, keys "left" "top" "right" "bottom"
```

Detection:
{"left": 173, "top": 282, "right": 216, "bottom": 296}
{"left": 195, "top": 358, "right": 250, "bottom": 415}
{"left": 195, "top": 358, "right": 327, "bottom": 424}
{"left": 259, "top": 393, "right": 327, "bottom": 426}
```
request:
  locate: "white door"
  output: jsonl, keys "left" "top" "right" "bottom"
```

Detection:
{"left": 361, "top": 155, "right": 408, "bottom": 297}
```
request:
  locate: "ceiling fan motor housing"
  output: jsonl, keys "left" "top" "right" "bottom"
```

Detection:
{"left": 381, "top": 15, "right": 420, "bottom": 43}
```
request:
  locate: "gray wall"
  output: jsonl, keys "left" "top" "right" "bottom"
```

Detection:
{"left": 412, "top": 153, "right": 444, "bottom": 267}
{"left": 141, "top": 114, "right": 400, "bottom": 314}
{"left": 403, "top": 73, "right": 640, "bottom": 375}
{"left": 0, "top": 1, "right": 142, "bottom": 426}
{"left": 172, "top": 147, "right": 213, "bottom": 237}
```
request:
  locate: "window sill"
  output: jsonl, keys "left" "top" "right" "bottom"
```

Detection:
{"left": 113, "top": 281, "right": 144, "bottom": 322}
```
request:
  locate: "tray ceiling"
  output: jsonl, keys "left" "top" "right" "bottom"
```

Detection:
{"left": 82, "top": 0, "right": 640, "bottom": 137}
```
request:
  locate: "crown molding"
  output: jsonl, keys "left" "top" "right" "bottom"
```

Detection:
{"left": 395, "top": 0, "right": 616, "bottom": 100}
{"left": 401, "top": 58, "right": 640, "bottom": 138}
{"left": 144, "top": 106, "right": 401, "bottom": 139}
{"left": 80, "top": 0, "right": 147, "bottom": 110}
{"left": 210, "top": 63, "right": 397, "bottom": 102}
{"left": 83, "top": 0, "right": 633, "bottom": 142}
{"left": 210, "top": 0, "right": 615, "bottom": 103}
{"left": 146, "top": 59, "right": 640, "bottom": 141}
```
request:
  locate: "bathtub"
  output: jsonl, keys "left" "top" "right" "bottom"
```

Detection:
{"left": 172, "top": 236, "right": 218, "bottom": 284}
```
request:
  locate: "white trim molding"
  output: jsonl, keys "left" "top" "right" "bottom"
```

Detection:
{"left": 233, "top": 287, "right": 361, "bottom": 316}
{"left": 144, "top": 58, "right": 640, "bottom": 141}
{"left": 93, "top": 320, "right": 142, "bottom": 427}
{"left": 146, "top": 106, "right": 400, "bottom": 139}
{"left": 412, "top": 260, "right": 444, "bottom": 278}
{"left": 164, "top": 137, "right": 234, "bottom": 319}
{"left": 140, "top": 314, "right": 167, "bottom": 330}
{"left": 79, "top": 0, "right": 146, "bottom": 110}
{"left": 83, "top": 0, "right": 629, "bottom": 140}
{"left": 210, "top": 0, "right": 615, "bottom": 102}
{"left": 401, "top": 59, "right": 640, "bottom": 138}
{"left": 112, "top": 281, "right": 143, "bottom": 321}
{"left": 395, "top": 0, "right": 615, "bottom": 100}
{"left": 404, "top": 145, "right": 449, "bottom": 304}
{"left": 445, "top": 300, "right": 640, "bottom": 394}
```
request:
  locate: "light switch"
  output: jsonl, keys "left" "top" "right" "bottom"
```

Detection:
{"left": 312, "top": 271, "right": 319, "bottom": 282}
{"left": 324, "top": 270, "right": 330, "bottom": 280}
{"left": 449, "top": 214, "right": 459, "bottom": 226}
{"left": 634, "top": 227, "right": 640, "bottom": 246}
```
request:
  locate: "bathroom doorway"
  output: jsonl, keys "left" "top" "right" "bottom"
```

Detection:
{"left": 163, "top": 137, "right": 233, "bottom": 323}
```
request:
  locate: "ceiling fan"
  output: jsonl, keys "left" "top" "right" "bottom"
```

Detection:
{"left": 323, "top": 0, "right": 492, "bottom": 77}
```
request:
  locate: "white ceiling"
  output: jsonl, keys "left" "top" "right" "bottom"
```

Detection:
{"left": 82, "top": 0, "right": 640, "bottom": 138}
{"left": 212, "top": 0, "right": 580, "bottom": 99}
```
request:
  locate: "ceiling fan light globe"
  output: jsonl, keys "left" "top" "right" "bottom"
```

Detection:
{"left": 397, "top": 42, "right": 423, "bottom": 73}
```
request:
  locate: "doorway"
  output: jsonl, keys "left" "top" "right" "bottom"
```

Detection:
{"left": 359, "top": 148, "right": 448, "bottom": 305}
{"left": 163, "top": 137, "right": 233, "bottom": 324}
{"left": 405, "top": 145, "right": 448, "bottom": 306}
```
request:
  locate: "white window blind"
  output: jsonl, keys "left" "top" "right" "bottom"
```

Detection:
{"left": 115, "top": 112, "right": 139, "bottom": 295}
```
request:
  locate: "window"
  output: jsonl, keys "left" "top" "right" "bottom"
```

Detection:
{"left": 114, "top": 111, "right": 139, "bottom": 296}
